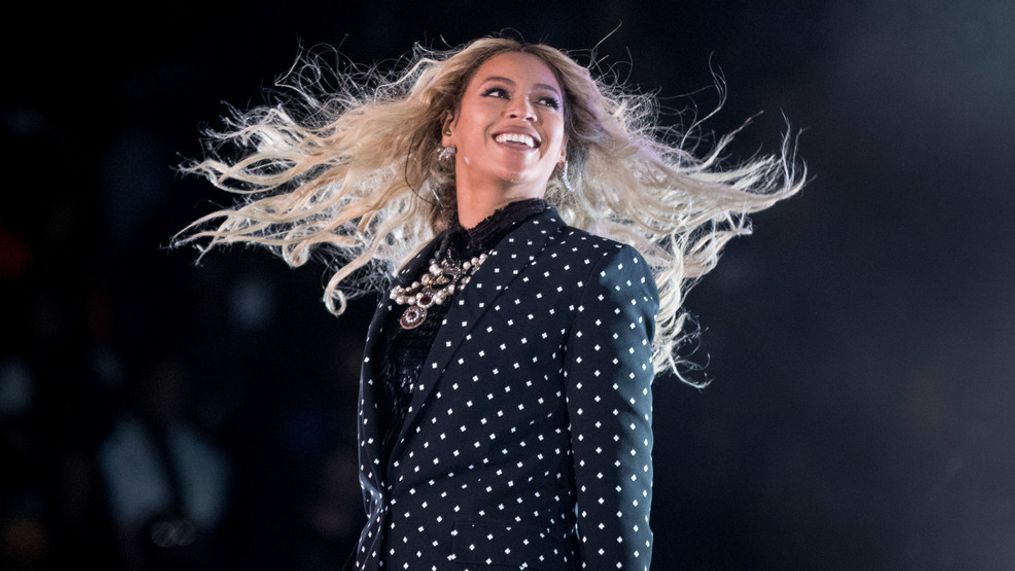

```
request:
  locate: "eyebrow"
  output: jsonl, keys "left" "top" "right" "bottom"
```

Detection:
{"left": 479, "top": 76, "right": 562, "bottom": 97}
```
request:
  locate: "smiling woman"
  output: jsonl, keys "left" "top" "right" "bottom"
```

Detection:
{"left": 440, "top": 51, "right": 568, "bottom": 217}
{"left": 168, "top": 34, "right": 807, "bottom": 570}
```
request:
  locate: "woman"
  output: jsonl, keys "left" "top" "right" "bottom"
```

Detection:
{"left": 170, "top": 36, "right": 805, "bottom": 570}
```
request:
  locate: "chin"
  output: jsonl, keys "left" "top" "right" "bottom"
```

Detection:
{"left": 492, "top": 168, "right": 526, "bottom": 185}
{"left": 495, "top": 167, "right": 546, "bottom": 186}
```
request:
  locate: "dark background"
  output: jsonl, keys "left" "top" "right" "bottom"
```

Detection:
{"left": 4, "top": 1, "right": 1014, "bottom": 569}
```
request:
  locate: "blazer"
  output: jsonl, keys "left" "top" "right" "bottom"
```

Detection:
{"left": 347, "top": 205, "right": 660, "bottom": 570}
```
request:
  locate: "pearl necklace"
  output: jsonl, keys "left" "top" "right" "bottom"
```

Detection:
{"left": 390, "top": 247, "right": 489, "bottom": 330}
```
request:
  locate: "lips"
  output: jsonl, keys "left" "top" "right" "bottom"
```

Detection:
{"left": 495, "top": 139, "right": 537, "bottom": 153}
{"left": 492, "top": 130, "right": 541, "bottom": 149}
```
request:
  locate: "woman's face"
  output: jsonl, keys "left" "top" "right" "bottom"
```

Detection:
{"left": 442, "top": 51, "right": 567, "bottom": 193}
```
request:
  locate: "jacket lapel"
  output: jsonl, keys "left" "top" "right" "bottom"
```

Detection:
{"left": 358, "top": 229, "right": 448, "bottom": 491}
{"left": 389, "top": 206, "right": 566, "bottom": 468}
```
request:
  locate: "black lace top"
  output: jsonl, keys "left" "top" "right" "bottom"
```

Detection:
{"left": 375, "top": 197, "right": 550, "bottom": 479}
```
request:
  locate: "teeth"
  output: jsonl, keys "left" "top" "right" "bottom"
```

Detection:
{"left": 495, "top": 133, "right": 536, "bottom": 148}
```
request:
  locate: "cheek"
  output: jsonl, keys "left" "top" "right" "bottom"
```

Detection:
{"left": 454, "top": 124, "right": 482, "bottom": 152}
{"left": 548, "top": 125, "right": 566, "bottom": 152}
{"left": 464, "top": 118, "right": 492, "bottom": 145}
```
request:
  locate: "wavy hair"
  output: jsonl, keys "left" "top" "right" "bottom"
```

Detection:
{"left": 168, "top": 35, "right": 808, "bottom": 388}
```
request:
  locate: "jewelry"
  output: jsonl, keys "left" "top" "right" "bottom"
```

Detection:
{"left": 558, "top": 159, "right": 574, "bottom": 192}
{"left": 438, "top": 144, "right": 456, "bottom": 163}
{"left": 390, "top": 245, "right": 489, "bottom": 329}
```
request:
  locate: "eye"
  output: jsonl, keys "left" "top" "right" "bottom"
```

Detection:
{"left": 481, "top": 87, "right": 509, "bottom": 99}
{"left": 481, "top": 87, "right": 561, "bottom": 110}
{"left": 538, "top": 96, "right": 561, "bottom": 110}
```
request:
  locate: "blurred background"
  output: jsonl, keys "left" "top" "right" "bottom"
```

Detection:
{"left": 3, "top": 1, "right": 1013, "bottom": 569}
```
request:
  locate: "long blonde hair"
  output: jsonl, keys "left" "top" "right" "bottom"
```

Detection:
{"left": 168, "top": 36, "right": 808, "bottom": 388}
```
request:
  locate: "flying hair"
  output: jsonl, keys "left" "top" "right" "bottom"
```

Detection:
{"left": 167, "top": 33, "right": 809, "bottom": 388}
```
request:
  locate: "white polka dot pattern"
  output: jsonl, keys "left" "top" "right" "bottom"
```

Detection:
{"left": 563, "top": 242, "right": 658, "bottom": 570}
{"left": 348, "top": 207, "right": 659, "bottom": 570}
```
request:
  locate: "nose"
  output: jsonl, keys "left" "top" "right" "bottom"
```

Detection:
{"left": 504, "top": 97, "right": 537, "bottom": 121}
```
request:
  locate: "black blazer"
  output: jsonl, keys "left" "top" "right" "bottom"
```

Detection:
{"left": 347, "top": 205, "right": 659, "bottom": 570}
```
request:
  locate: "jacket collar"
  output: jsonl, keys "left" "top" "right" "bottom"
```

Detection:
{"left": 445, "top": 197, "right": 549, "bottom": 257}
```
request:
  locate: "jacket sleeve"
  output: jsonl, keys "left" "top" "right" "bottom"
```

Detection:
{"left": 564, "top": 243, "right": 659, "bottom": 570}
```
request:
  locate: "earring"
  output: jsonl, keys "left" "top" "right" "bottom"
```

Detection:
{"left": 438, "top": 145, "right": 457, "bottom": 163}
{"left": 557, "top": 159, "right": 574, "bottom": 192}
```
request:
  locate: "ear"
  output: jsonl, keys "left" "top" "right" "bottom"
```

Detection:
{"left": 559, "top": 134, "right": 569, "bottom": 163}
{"left": 440, "top": 110, "right": 455, "bottom": 147}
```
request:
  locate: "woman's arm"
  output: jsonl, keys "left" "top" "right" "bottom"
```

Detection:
{"left": 564, "top": 243, "right": 659, "bottom": 570}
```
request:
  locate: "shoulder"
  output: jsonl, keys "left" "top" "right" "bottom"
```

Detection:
{"left": 548, "top": 225, "right": 658, "bottom": 301}
{"left": 550, "top": 225, "right": 652, "bottom": 273}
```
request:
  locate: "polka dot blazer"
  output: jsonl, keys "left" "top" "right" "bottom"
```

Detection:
{"left": 349, "top": 205, "right": 659, "bottom": 570}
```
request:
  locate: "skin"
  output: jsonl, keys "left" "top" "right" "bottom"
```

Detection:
{"left": 441, "top": 51, "right": 568, "bottom": 229}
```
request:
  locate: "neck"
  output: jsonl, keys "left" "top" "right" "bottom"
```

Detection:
{"left": 455, "top": 185, "right": 545, "bottom": 229}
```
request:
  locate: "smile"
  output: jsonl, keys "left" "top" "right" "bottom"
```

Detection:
{"left": 493, "top": 132, "right": 539, "bottom": 150}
